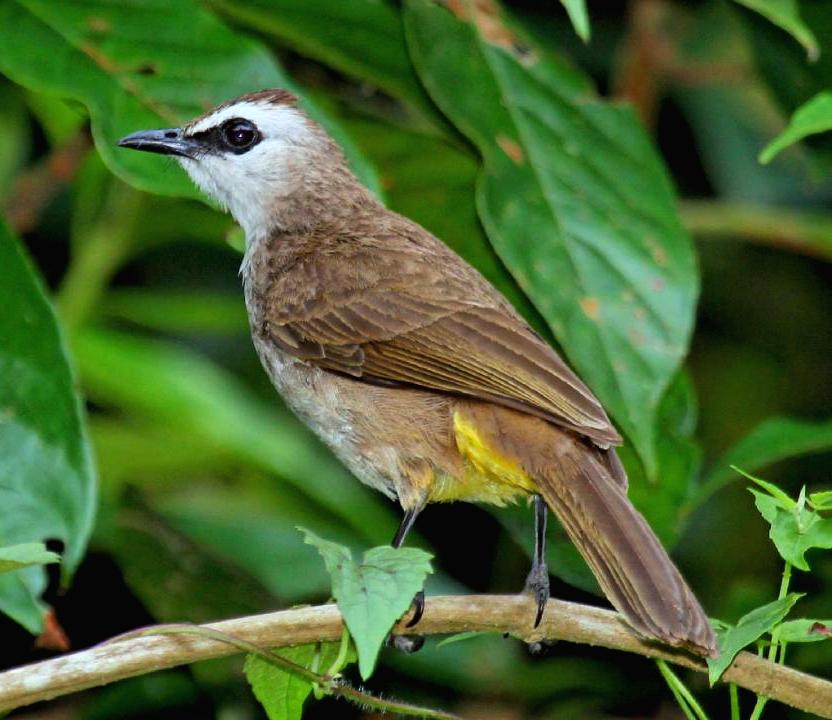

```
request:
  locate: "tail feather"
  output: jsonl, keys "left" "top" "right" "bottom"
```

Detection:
{"left": 537, "top": 442, "right": 717, "bottom": 657}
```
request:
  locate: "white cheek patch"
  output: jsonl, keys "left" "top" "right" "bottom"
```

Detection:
{"left": 177, "top": 101, "right": 317, "bottom": 240}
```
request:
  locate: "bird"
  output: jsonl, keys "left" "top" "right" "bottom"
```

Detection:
{"left": 118, "top": 88, "right": 717, "bottom": 657}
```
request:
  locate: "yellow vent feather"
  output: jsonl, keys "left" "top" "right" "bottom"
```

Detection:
{"left": 431, "top": 412, "right": 536, "bottom": 504}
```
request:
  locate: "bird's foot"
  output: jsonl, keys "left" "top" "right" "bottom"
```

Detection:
{"left": 386, "top": 633, "right": 425, "bottom": 654}
{"left": 524, "top": 562, "right": 550, "bottom": 629}
{"left": 385, "top": 590, "right": 426, "bottom": 654}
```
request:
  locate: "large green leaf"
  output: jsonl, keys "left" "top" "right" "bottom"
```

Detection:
{"left": 72, "top": 327, "right": 398, "bottom": 546}
{"left": 404, "top": 0, "right": 698, "bottom": 477}
{"left": 0, "top": 219, "right": 96, "bottom": 632}
{"left": 208, "top": 0, "right": 434, "bottom": 119}
{"left": 0, "top": 0, "right": 379, "bottom": 198}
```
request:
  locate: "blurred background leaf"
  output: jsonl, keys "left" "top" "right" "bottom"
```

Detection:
{"left": 0, "top": 219, "right": 95, "bottom": 632}
{"left": 0, "top": 0, "right": 379, "bottom": 198}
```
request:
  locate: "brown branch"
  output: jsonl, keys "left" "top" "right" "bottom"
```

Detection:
{"left": 0, "top": 596, "right": 830, "bottom": 717}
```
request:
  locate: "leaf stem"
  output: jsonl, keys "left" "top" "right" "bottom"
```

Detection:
{"left": 657, "top": 660, "right": 710, "bottom": 720}
{"left": 750, "top": 561, "right": 794, "bottom": 720}
{"left": 327, "top": 627, "right": 352, "bottom": 678}
{"left": 730, "top": 683, "right": 740, "bottom": 720}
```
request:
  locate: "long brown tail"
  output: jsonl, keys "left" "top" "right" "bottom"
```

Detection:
{"left": 536, "top": 436, "right": 717, "bottom": 657}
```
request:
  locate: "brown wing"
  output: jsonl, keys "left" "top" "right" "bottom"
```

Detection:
{"left": 264, "top": 238, "right": 621, "bottom": 447}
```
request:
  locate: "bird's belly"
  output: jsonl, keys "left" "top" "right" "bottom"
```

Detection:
{"left": 252, "top": 338, "right": 402, "bottom": 498}
{"left": 252, "top": 337, "right": 539, "bottom": 508}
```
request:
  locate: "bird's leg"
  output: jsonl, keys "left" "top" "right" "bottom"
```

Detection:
{"left": 392, "top": 507, "right": 425, "bottom": 628}
{"left": 386, "top": 506, "right": 426, "bottom": 653}
{"left": 524, "top": 495, "right": 550, "bottom": 629}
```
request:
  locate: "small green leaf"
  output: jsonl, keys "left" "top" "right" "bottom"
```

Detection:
{"left": 810, "top": 490, "right": 832, "bottom": 510}
{"left": 707, "top": 593, "right": 803, "bottom": 685}
{"left": 760, "top": 92, "right": 832, "bottom": 163}
{"left": 733, "top": 0, "right": 819, "bottom": 62}
{"left": 0, "top": 543, "right": 60, "bottom": 574}
{"left": 302, "top": 528, "right": 433, "bottom": 679}
{"left": 776, "top": 619, "right": 832, "bottom": 643}
{"left": 736, "top": 466, "right": 796, "bottom": 509}
{"left": 559, "top": 0, "right": 590, "bottom": 42}
{"left": 750, "top": 490, "right": 832, "bottom": 571}
{"left": 245, "top": 642, "right": 350, "bottom": 720}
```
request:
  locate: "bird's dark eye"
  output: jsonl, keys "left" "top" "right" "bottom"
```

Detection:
{"left": 221, "top": 119, "right": 260, "bottom": 152}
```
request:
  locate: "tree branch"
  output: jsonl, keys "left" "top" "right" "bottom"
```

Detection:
{"left": 1, "top": 595, "right": 830, "bottom": 717}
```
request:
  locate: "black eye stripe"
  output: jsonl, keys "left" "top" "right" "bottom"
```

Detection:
{"left": 184, "top": 118, "right": 261, "bottom": 155}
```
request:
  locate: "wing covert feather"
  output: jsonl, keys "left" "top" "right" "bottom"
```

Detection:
{"left": 263, "top": 237, "right": 621, "bottom": 446}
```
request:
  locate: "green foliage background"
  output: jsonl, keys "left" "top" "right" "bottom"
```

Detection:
{"left": 1, "top": 0, "right": 831, "bottom": 718}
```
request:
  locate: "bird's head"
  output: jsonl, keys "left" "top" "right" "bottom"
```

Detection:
{"left": 118, "top": 89, "right": 363, "bottom": 239}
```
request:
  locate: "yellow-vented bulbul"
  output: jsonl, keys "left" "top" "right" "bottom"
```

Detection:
{"left": 119, "top": 89, "right": 717, "bottom": 657}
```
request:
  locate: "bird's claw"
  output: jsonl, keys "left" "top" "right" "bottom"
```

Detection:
{"left": 405, "top": 589, "right": 425, "bottom": 628}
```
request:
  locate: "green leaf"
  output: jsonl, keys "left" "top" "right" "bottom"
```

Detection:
{"left": 776, "top": 618, "right": 832, "bottom": 643}
{"left": 0, "top": 0, "right": 379, "bottom": 198}
{"left": 208, "top": 0, "right": 435, "bottom": 119}
{"left": 404, "top": 0, "right": 698, "bottom": 478}
{"left": 302, "top": 529, "right": 433, "bottom": 679}
{"left": 696, "top": 417, "right": 832, "bottom": 506}
{"left": 707, "top": 593, "right": 803, "bottom": 685}
{"left": 245, "top": 641, "right": 353, "bottom": 720}
{"left": 0, "top": 543, "right": 60, "bottom": 574}
{"left": 0, "top": 219, "right": 96, "bottom": 632}
{"left": 0, "top": 83, "right": 31, "bottom": 199}
{"left": 735, "top": 467, "right": 796, "bottom": 510}
{"left": 108, "top": 502, "right": 276, "bottom": 625}
{"left": 559, "top": 0, "right": 590, "bottom": 42}
{"left": 733, "top": 0, "right": 819, "bottom": 62}
{"left": 750, "top": 489, "right": 832, "bottom": 570}
{"left": 72, "top": 327, "right": 398, "bottom": 547}
{"left": 760, "top": 91, "right": 832, "bottom": 163}
{"left": 809, "top": 490, "right": 832, "bottom": 510}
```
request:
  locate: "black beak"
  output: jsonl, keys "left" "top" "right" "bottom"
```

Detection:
{"left": 117, "top": 128, "right": 200, "bottom": 159}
